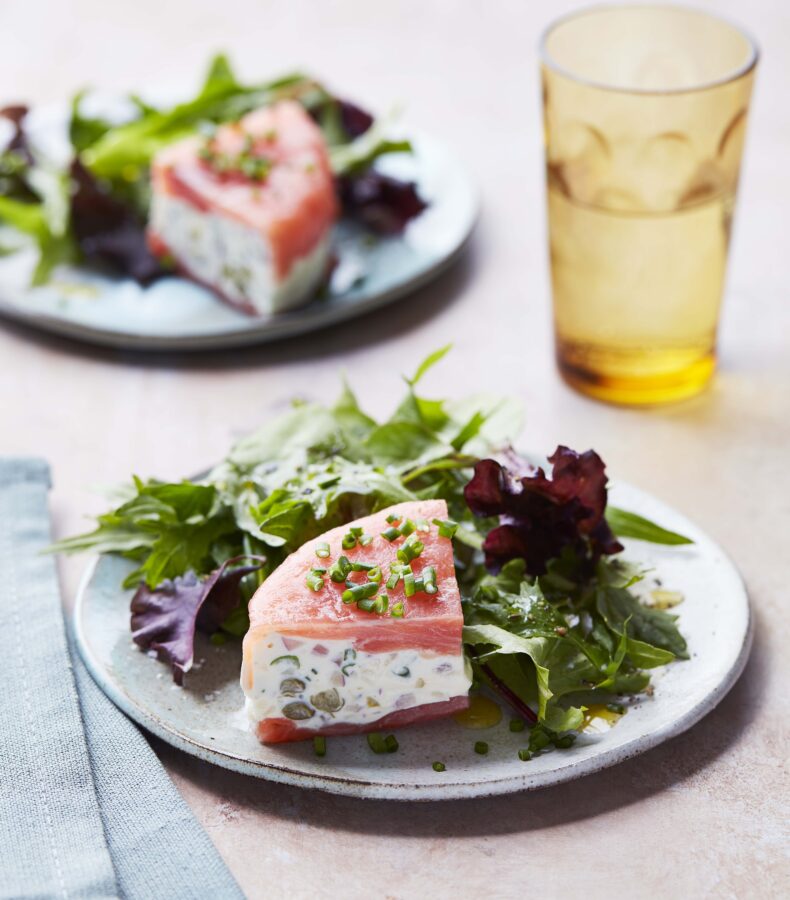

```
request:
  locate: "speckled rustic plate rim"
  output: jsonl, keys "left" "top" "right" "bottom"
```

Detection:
{"left": 72, "top": 479, "right": 752, "bottom": 801}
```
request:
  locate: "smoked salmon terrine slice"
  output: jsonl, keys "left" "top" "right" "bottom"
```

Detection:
{"left": 147, "top": 100, "right": 337, "bottom": 315}
{"left": 241, "top": 500, "right": 471, "bottom": 743}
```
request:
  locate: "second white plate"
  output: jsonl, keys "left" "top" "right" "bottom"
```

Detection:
{"left": 0, "top": 118, "right": 476, "bottom": 351}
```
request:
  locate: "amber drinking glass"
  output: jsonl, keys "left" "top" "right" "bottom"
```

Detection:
{"left": 541, "top": 6, "right": 758, "bottom": 404}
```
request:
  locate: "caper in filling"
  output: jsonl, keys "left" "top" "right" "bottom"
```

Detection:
{"left": 280, "top": 678, "right": 306, "bottom": 696}
{"left": 310, "top": 688, "right": 344, "bottom": 713}
{"left": 282, "top": 701, "right": 315, "bottom": 720}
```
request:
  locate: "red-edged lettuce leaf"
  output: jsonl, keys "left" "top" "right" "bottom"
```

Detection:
{"left": 130, "top": 556, "right": 265, "bottom": 684}
{"left": 69, "top": 159, "right": 167, "bottom": 284}
{"left": 464, "top": 447, "right": 623, "bottom": 575}
{"left": 338, "top": 100, "right": 374, "bottom": 139}
{"left": 1, "top": 105, "right": 30, "bottom": 153}
{"left": 0, "top": 105, "right": 37, "bottom": 202}
{"left": 338, "top": 171, "right": 427, "bottom": 234}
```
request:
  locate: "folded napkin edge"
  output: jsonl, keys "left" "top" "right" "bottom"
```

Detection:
{"left": 0, "top": 457, "right": 52, "bottom": 489}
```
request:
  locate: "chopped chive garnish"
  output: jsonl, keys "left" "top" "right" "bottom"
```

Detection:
{"left": 367, "top": 732, "right": 388, "bottom": 754}
{"left": 350, "top": 526, "right": 364, "bottom": 537}
{"left": 384, "top": 734, "right": 399, "bottom": 753}
{"left": 350, "top": 561, "right": 375, "bottom": 572}
{"left": 305, "top": 569, "right": 325, "bottom": 591}
{"left": 432, "top": 761, "right": 446, "bottom": 772}
{"left": 432, "top": 517, "right": 459, "bottom": 539}
{"left": 341, "top": 664, "right": 355, "bottom": 676}
{"left": 415, "top": 518, "right": 430, "bottom": 532}
{"left": 381, "top": 526, "right": 400, "bottom": 542}
{"left": 341, "top": 532, "right": 357, "bottom": 549}
{"left": 358, "top": 593, "right": 388, "bottom": 614}
{"left": 315, "top": 542, "right": 331, "bottom": 558}
{"left": 359, "top": 534, "right": 373, "bottom": 547}
{"left": 529, "top": 729, "right": 551, "bottom": 752}
{"left": 518, "top": 749, "right": 533, "bottom": 761}
{"left": 386, "top": 513, "right": 401, "bottom": 524}
{"left": 397, "top": 537, "right": 424, "bottom": 564}
{"left": 509, "top": 718, "right": 526, "bottom": 733}
{"left": 342, "top": 582, "right": 379, "bottom": 604}
{"left": 367, "top": 566, "right": 382, "bottom": 583}
{"left": 329, "top": 556, "right": 352, "bottom": 582}
{"left": 474, "top": 741, "right": 489, "bottom": 755}
{"left": 422, "top": 566, "right": 438, "bottom": 594}
{"left": 386, "top": 571, "right": 400, "bottom": 590}
{"left": 313, "top": 736, "right": 327, "bottom": 757}
{"left": 404, "top": 571, "right": 416, "bottom": 597}
{"left": 399, "top": 518, "right": 416, "bottom": 537}
{"left": 390, "top": 601, "right": 404, "bottom": 618}
{"left": 271, "top": 655, "right": 299, "bottom": 667}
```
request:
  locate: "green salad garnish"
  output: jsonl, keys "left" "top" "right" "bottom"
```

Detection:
{"left": 0, "top": 53, "right": 425, "bottom": 288}
{"left": 51, "top": 347, "right": 692, "bottom": 746}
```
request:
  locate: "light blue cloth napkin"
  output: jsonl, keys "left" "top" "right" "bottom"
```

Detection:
{"left": 0, "top": 459, "right": 244, "bottom": 900}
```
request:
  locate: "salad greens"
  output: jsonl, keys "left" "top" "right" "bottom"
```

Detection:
{"left": 52, "top": 349, "right": 691, "bottom": 745}
{"left": 0, "top": 54, "right": 425, "bottom": 286}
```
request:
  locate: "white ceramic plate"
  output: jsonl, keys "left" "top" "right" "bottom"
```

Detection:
{"left": 0, "top": 103, "right": 476, "bottom": 351}
{"left": 72, "top": 478, "right": 751, "bottom": 801}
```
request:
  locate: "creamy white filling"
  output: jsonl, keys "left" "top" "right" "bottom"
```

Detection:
{"left": 243, "top": 632, "right": 472, "bottom": 730}
{"left": 149, "top": 193, "right": 331, "bottom": 314}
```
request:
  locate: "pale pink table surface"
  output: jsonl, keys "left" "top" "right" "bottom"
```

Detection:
{"left": 1, "top": 1, "right": 788, "bottom": 897}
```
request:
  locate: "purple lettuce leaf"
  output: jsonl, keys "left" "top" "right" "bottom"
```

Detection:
{"left": 0, "top": 105, "right": 37, "bottom": 202}
{"left": 338, "top": 171, "right": 427, "bottom": 235}
{"left": 69, "top": 159, "right": 167, "bottom": 284}
{"left": 130, "top": 556, "right": 265, "bottom": 684}
{"left": 0, "top": 105, "right": 32, "bottom": 157}
{"left": 338, "top": 100, "right": 374, "bottom": 139}
{"left": 464, "top": 447, "right": 623, "bottom": 576}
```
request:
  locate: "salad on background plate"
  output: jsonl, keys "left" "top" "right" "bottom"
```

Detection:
{"left": 0, "top": 56, "right": 475, "bottom": 349}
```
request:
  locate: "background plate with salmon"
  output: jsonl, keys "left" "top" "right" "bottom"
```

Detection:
{"left": 0, "top": 99, "right": 476, "bottom": 351}
{"left": 72, "top": 475, "right": 751, "bottom": 801}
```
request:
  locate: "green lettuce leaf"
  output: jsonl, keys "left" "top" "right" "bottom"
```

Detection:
{"left": 51, "top": 350, "right": 522, "bottom": 591}
{"left": 606, "top": 507, "right": 693, "bottom": 546}
{"left": 51, "top": 348, "right": 686, "bottom": 731}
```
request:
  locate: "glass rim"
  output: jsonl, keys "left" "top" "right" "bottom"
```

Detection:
{"left": 539, "top": 3, "right": 759, "bottom": 96}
